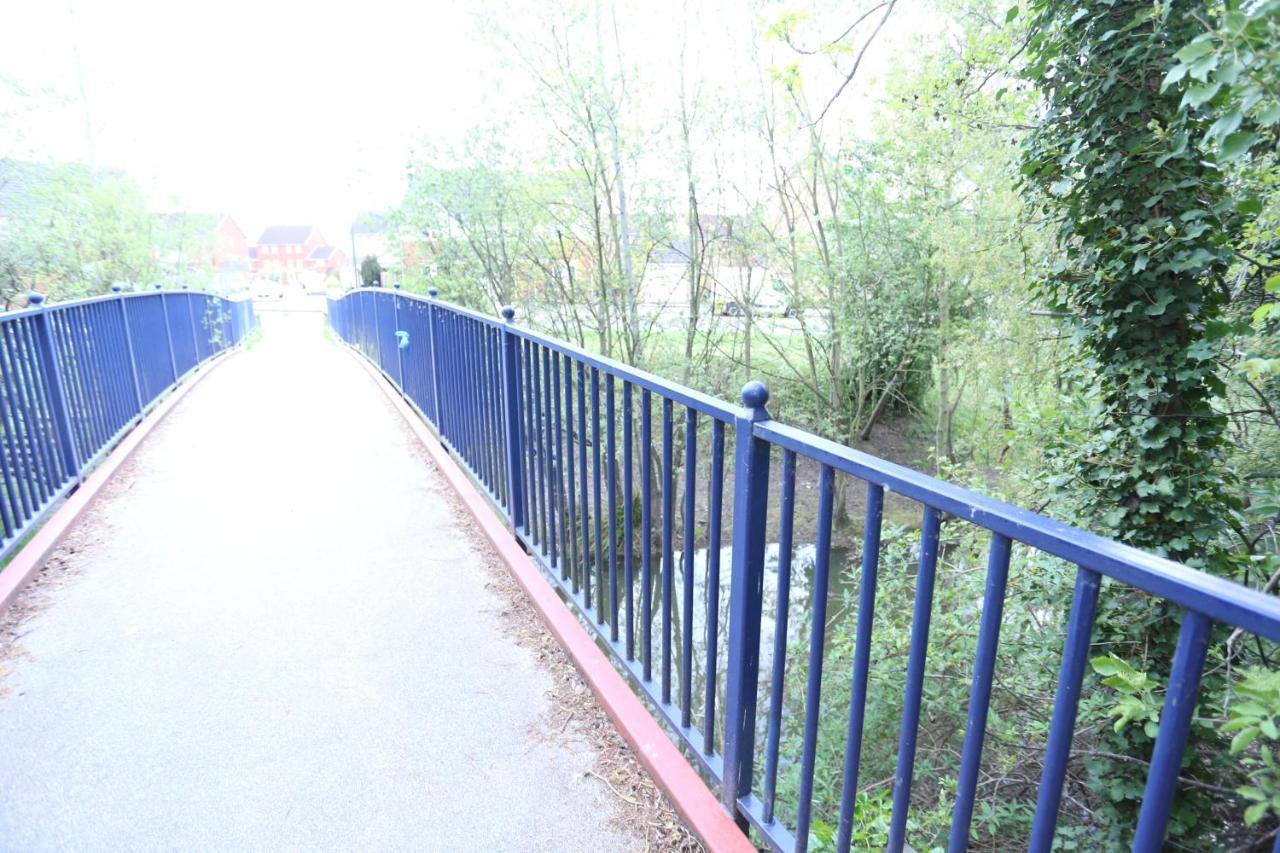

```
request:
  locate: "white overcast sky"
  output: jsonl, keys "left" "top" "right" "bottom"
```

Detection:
{"left": 0, "top": 0, "right": 932, "bottom": 248}
{"left": 0, "top": 0, "right": 492, "bottom": 247}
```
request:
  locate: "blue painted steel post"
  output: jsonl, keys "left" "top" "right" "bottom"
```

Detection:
{"left": 112, "top": 285, "right": 144, "bottom": 416}
{"left": 499, "top": 305, "right": 526, "bottom": 532}
{"left": 426, "top": 288, "right": 443, "bottom": 428}
{"left": 1132, "top": 610, "right": 1212, "bottom": 851}
{"left": 26, "top": 293, "right": 82, "bottom": 482}
{"left": 156, "top": 285, "right": 178, "bottom": 384}
{"left": 182, "top": 284, "right": 199, "bottom": 362}
{"left": 721, "top": 380, "right": 772, "bottom": 822}
{"left": 392, "top": 282, "right": 405, "bottom": 391}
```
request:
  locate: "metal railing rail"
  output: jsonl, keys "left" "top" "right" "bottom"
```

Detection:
{"left": 0, "top": 287, "right": 257, "bottom": 563}
{"left": 328, "top": 286, "right": 1280, "bottom": 853}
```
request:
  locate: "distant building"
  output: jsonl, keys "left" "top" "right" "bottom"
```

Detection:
{"left": 308, "top": 244, "right": 348, "bottom": 280}
{"left": 154, "top": 212, "right": 252, "bottom": 293}
{"left": 251, "top": 225, "right": 349, "bottom": 288}
{"left": 640, "top": 215, "right": 785, "bottom": 316}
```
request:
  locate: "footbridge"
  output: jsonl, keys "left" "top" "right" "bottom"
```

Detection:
{"left": 1, "top": 287, "right": 1278, "bottom": 852}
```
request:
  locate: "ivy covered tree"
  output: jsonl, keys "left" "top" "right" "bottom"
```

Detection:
{"left": 1022, "top": 0, "right": 1261, "bottom": 845}
{"left": 359, "top": 254, "right": 382, "bottom": 287}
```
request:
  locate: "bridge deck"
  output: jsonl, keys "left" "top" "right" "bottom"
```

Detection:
{"left": 0, "top": 312, "right": 638, "bottom": 851}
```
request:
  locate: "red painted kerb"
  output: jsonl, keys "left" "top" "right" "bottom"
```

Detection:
{"left": 348, "top": 351, "right": 757, "bottom": 853}
{"left": 0, "top": 350, "right": 240, "bottom": 618}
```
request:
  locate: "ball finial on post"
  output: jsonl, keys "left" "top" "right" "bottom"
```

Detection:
{"left": 27, "top": 292, "right": 45, "bottom": 306}
{"left": 427, "top": 288, "right": 439, "bottom": 298}
{"left": 111, "top": 284, "right": 123, "bottom": 293}
{"left": 154, "top": 283, "right": 163, "bottom": 291}
{"left": 500, "top": 306, "right": 516, "bottom": 322}
{"left": 741, "top": 380, "right": 769, "bottom": 410}
{"left": 393, "top": 282, "right": 401, "bottom": 290}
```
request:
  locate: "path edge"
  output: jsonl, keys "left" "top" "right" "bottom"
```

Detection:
{"left": 0, "top": 349, "right": 242, "bottom": 618}
{"left": 345, "top": 347, "right": 756, "bottom": 853}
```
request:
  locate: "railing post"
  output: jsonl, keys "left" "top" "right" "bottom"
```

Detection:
{"left": 426, "top": 288, "right": 443, "bottom": 428}
{"left": 392, "top": 282, "right": 405, "bottom": 390}
{"left": 156, "top": 285, "right": 178, "bottom": 385}
{"left": 112, "top": 285, "right": 144, "bottom": 416}
{"left": 371, "top": 287, "right": 382, "bottom": 369}
{"left": 182, "top": 284, "right": 199, "bottom": 363}
{"left": 499, "top": 305, "right": 526, "bottom": 532}
{"left": 721, "top": 380, "right": 772, "bottom": 822}
{"left": 26, "top": 293, "right": 82, "bottom": 483}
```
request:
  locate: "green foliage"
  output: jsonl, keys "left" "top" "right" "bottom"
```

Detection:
{"left": 1022, "top": 0, "right": 1240, "bottom": 567}
{"left": 1161, "top": 0, "right": 1280, "bottom": 165}
{"left": 0, "top": 161, "right": 159, "bottom": 305}
{"left": 1018, "top": 1, "right": 1280, "bottom": 845}
{"left": 1225, "top": 668, "right": 1280, "bottom": 825}
{"left": 1091, "top": 655, "right": 1163, "bottom": 736}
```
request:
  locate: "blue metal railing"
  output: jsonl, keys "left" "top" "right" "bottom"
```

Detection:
{"left": 0, "top": 287, "right": 257, "bottom": 563}
{"left": 328, "top": 286, "right": 1280, "bottom": 852}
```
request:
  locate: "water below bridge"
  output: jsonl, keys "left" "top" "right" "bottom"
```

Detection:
{"left": 0, "top": 311, "right": 643, "bottom": 852}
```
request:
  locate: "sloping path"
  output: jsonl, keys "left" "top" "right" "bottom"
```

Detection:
{"left": 0, "top": 311, "right": 638, "bottom": 852}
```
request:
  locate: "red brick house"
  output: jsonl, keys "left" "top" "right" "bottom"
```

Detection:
{"left": 252, "top": 225, "right": 327, "bottom": 284}
{"left": 251, "top": 225, "right": 352, "bottom": 286}
{"left": 308, "top": 245, "right": 348, "bottom": 279}
{"left": 212, "top": 215, "right": 249, "bottom": 267}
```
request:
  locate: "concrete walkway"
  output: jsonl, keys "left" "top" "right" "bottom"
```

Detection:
{"left": 0, "top": 311, "right": 637, "bottom": 852}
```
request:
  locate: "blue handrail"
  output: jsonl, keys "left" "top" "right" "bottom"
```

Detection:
{"left": 0, "top": 288, "right": 257, "bottom": 564}
{"left": 327, "top": 286, "right": 1277, "bottom": 852}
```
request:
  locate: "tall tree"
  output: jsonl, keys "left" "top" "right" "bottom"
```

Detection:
{"left": 1023, "top": 0, "right": 1244, "bottom": 843}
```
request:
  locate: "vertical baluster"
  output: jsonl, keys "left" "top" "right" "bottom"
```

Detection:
{"left": 641, "top": 389, "right": 653, "bottom": 681}
{"left": 606, "top": 373, "right": 619, "bottom": 640}
{"left": 493, "top": 330, "right": 507, "bottom": 499}
{"left": 1029, "top": 567, "right": 1101, "bottom": 852}
{"left": 661, "top": 396, "right": 675, "bottom": 704}
{"left": 158, "top": 289, "right": 177, "bottom": 386}
{"left": 0, "top": 340, "right": 24, "bottom": 534}
{"left": 888, "top": 505, "right": 943, "bottom": 852}
{"left": 0, "top": 356, "right": 16, "bottom": 538}
{"left": 795, "top": 464, "right": 837, "bottom": 852}
{"left": 703, "top": 418, "right": 725, "bottom": 756}
{"left": 476, "top": 323, "right": 488, "bottom": 477}
{"left": 681, "top": 406, "right": 697, "bottom": 728}
{"left": 721, "top": 381, "right": 772, "bottom": 817}
{"left": 114, "top": 290, "right": 144, "bottom": 419}
{"left": 428, "top": 290, "right": 443, "bottom": 429}
{"left": 949, "top": 533, "right": 1013, "bottom": 852}
{"left": 48, "top": 312, "right": 87, "bottom": 456}
{"left": 577, "top": 362, "right": 591, "bottom": 605}
{"left": 552, "top": 351, "right": 569, "bottom": 581}
{"left": 524, "top": 338, "right": 540, "bottom": 545}
{"left": 0, "top": 330, "right": 37, "bottom": 520}
{"left": 564, "top": 356, "right": 580, "bottom": 594}
{"left": 1132, "top": 610, "right": 1212, "bottom": 851}
{"left": 836, "top": 482, "right": 885, "bottom": 851}
{"left": 592, "top": 368, "right": 604, "bottom": 621}
{"left": 762, "top": 449, "right": 797, "bottom": 824}
{"left": 623, "top": 382, "right": 635, "bottom": 661}
{"left": 26, "top": 295, "right": 80, "bottom": 484}
{"left": 542, "top": 346, "right": 557, "bottom": 568}
{"left": 499, "top": 306, "right": 525, "bottom": 531}
{"left": 392, "top": 286, "right": 405, "bottom": 391}
{"left": 10, "top": 319, "right": 62, "bottom": 496}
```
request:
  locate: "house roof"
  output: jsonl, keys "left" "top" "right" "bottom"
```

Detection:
{"left": 257, "top": 225, "right": 316, "bottom": 245}
{"left": 309, "top": 245, "right": 336, "bottom": 261}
